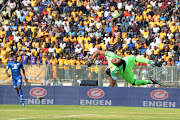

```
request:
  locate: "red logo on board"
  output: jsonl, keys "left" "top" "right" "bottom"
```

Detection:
{"left": 30, "top": 87, "right": 47, "bottom": 97}
{"left": 151, "top": 90, "right": 168, "bottom": 100}
{"left": 88, "top": 88, "right": 104, "bottom": 99}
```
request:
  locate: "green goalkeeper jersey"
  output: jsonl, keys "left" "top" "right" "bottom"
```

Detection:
{"left": 105, "top": 51, "right": 124, "bottom": 77}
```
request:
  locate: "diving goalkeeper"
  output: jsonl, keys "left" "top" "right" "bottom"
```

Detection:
{"left": 86, "top": 50, "right": 162, "bottom": 87}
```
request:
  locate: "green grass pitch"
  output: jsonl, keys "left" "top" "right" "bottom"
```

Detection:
{"left": 0, "top": 105, "right": 180, "bottom": 120}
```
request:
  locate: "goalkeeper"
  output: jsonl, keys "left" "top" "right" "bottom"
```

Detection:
{"left": 86, "top": 50, "right": 162, "bottom": 87}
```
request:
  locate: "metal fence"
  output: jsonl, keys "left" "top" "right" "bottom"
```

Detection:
{"left": 0, "top": 64, "right": 180, "bottom": 88}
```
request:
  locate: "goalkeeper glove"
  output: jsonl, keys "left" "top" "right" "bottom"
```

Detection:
{"left": 86, "top": 59, "right": 94, "bottom": 67}
{"left": 105, "top": 67, "right": 111, "bottom": 76}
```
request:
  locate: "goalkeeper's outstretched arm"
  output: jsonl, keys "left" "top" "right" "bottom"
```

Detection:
{"left": 91, "top": 50, "right": 106, "bottom": 60}
{"left": 86, "top": 50, "right": 106, "bottom": 67}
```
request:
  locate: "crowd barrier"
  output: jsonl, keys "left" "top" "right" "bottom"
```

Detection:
{"left": 0, "top": 85, "right": 179, "bottom": 108}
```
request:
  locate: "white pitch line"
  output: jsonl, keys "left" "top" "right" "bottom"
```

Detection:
{"left": 8, "top": 117, "right": 40, "bottom": 120}
{"left": 131, "top": 115, "right": 180, "bottom": 119}
{"left": 55, "top": 114, "right": 93, "bottom": 118}
{"left": 8, "top": 114, "right": 93, "bottom": 120}
{"left": 59, "top": 114, "right": 180, "bottom": 120}
{"left": 8, "top": 114, "right": 180, "bottom": 120}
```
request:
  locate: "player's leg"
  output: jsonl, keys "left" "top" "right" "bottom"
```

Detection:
{"left": 16, "top": 77, "right": 25, "bottom": 106}
{"left": 132, "top": 80, "right": 152, "bottom": 85}
{"left": 17, "top": 84, "right": 23, "bottom": 101}
{"left": 105, "top": 67, "right": 117, "bottom": 87}
{"left": 121, "top": 65, "right": 162, "bottom": 85}
{"left": 108, "top": 76, "right": 117, "bottom": 87}
{"left": 136, "top": 55, "right": 162, "bottom": 67}
{"left": 17, "top": 84, "right": 25, "bottom": 106}
{"left": 122, "top": 55, "right": 152, "bottom": 85}
{"left": 128, "top": 55, "right": 162, "bottom": 85}
{"left": 12, "top": 79, "right": 20, "bottom": 97}
{"left": 16, "top": 88, "right": 19, "bottom": 97}
{"left": 135, "top": 55, "right": 153, "bottom": 64}
{"left": 122, "top": 70, "right": 152, "bottom": 85}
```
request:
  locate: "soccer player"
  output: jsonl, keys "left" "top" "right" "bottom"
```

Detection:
{"left": 86, "top": 50, "right": 162, "bottom": 87}
{"left": 6, "top": 56, "right": 27, "bottom": 106}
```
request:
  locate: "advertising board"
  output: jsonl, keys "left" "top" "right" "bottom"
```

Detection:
{"left": 0, "top": 86, "right": 179, "bottom": 108}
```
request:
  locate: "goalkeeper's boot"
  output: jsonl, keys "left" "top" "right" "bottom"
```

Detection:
{"left": 149, "top": 77, "right": 163, "bottom": 86}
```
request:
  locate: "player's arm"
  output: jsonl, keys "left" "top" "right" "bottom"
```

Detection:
{"left": 86, "top": 50, "right": 106, "bottom": 67}
{"left": 22, "top": 68, "right": 27, "bottom": 82}
{"left": 5, "top": 62, "right": 11, "bottom": 77}
{"left": 20, "top": 63, "right": 27, "bottom": 82}
{"left": 105, "top": 67, "right": 117, "bottom": 87}
{"left": 108, "top": 76, "right": 117, "bottom": 87}
{"left": 91, "top": 50, "right": 106, "bottom": 60}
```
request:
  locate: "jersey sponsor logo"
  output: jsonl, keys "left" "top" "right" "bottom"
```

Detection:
{"left": 151, "top": 90, "right": 168, "bottom": 100}
{"left": 12, "top": 64, "right": 18, "bottom": 69}
{"left": 88, "top": 88, "right": 104, "bottom": 99}
{"left": 30, "top": 87, "right": 47, "bottom": 97}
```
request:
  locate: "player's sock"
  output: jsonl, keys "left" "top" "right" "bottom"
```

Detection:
{"left": 19, "top": 89, "right": 24, "bottom": 102}
{"left": 135, "top": 56, "right": 151, "bottom": 64}
{"left": 19, "top": 89, "right": 23, "bottom": 96}
{"left": 134, "top": 80, "right": 152, "bottom": 85}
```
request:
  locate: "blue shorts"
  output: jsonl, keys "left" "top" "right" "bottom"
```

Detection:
{"left": 12, "top": 76, "right": 22, "bottom": 89}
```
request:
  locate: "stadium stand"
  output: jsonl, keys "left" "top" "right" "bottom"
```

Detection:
{"left": 0, "top": 0, "right": 180, "bottom": 67}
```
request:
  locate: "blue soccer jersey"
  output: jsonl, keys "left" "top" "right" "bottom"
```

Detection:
{"left": 6, "top": 62, "right": 24, "bottom": 88}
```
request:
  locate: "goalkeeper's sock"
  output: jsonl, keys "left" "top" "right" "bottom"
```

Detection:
{"left": 133, "top": 80, "right": 152, "bottom": 85}
{"left": 136, "top": 56, "right": 151, "bottom": 64}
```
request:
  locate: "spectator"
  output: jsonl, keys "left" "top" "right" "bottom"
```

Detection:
{"left": 102, "top": 57, "right": 108, "bottom": 65}
{"left": 30, "top": 53, "right": 36, "bottom": 65}
{"left": 125, "top": 1, "right": 133, "bottom": 12}
{"left": 8, "top": 0, "right": 16, "bottom": 15}
{"left": 124, "top": 34, "right": 131, "bottom": 44}
{"left": 94, "top": 57, "right": 102, "bottom": 65}
{"left": 89, "top": 44, "right": 98, "bottom": 55}
{"left": 75, "top": 44, "right": 82, "bottom": 54}
{"left": 64, "top": 55, "right": 70, "bottom": 79}
{"left": 0, "top": 0, "right": 179, "bottom": 69}
{"left": 22, "top": 53, "right": 29, "bottom": 64}
{"left": 128, "top": 40, "right": 135, "bottom": 50}
{"left": 103, "top": 34, "right": 110, "bottom": 44}
{"left": 175, "top": 57, "right": 180, "bottom": 66}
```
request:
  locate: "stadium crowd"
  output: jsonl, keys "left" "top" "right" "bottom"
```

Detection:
{"left": 0, "top": 0, "right": 180, "bottom": 67}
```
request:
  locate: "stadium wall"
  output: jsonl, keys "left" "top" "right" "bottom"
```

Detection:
{"left": 0, "top": 85, "right": 179, "bottom": 108}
